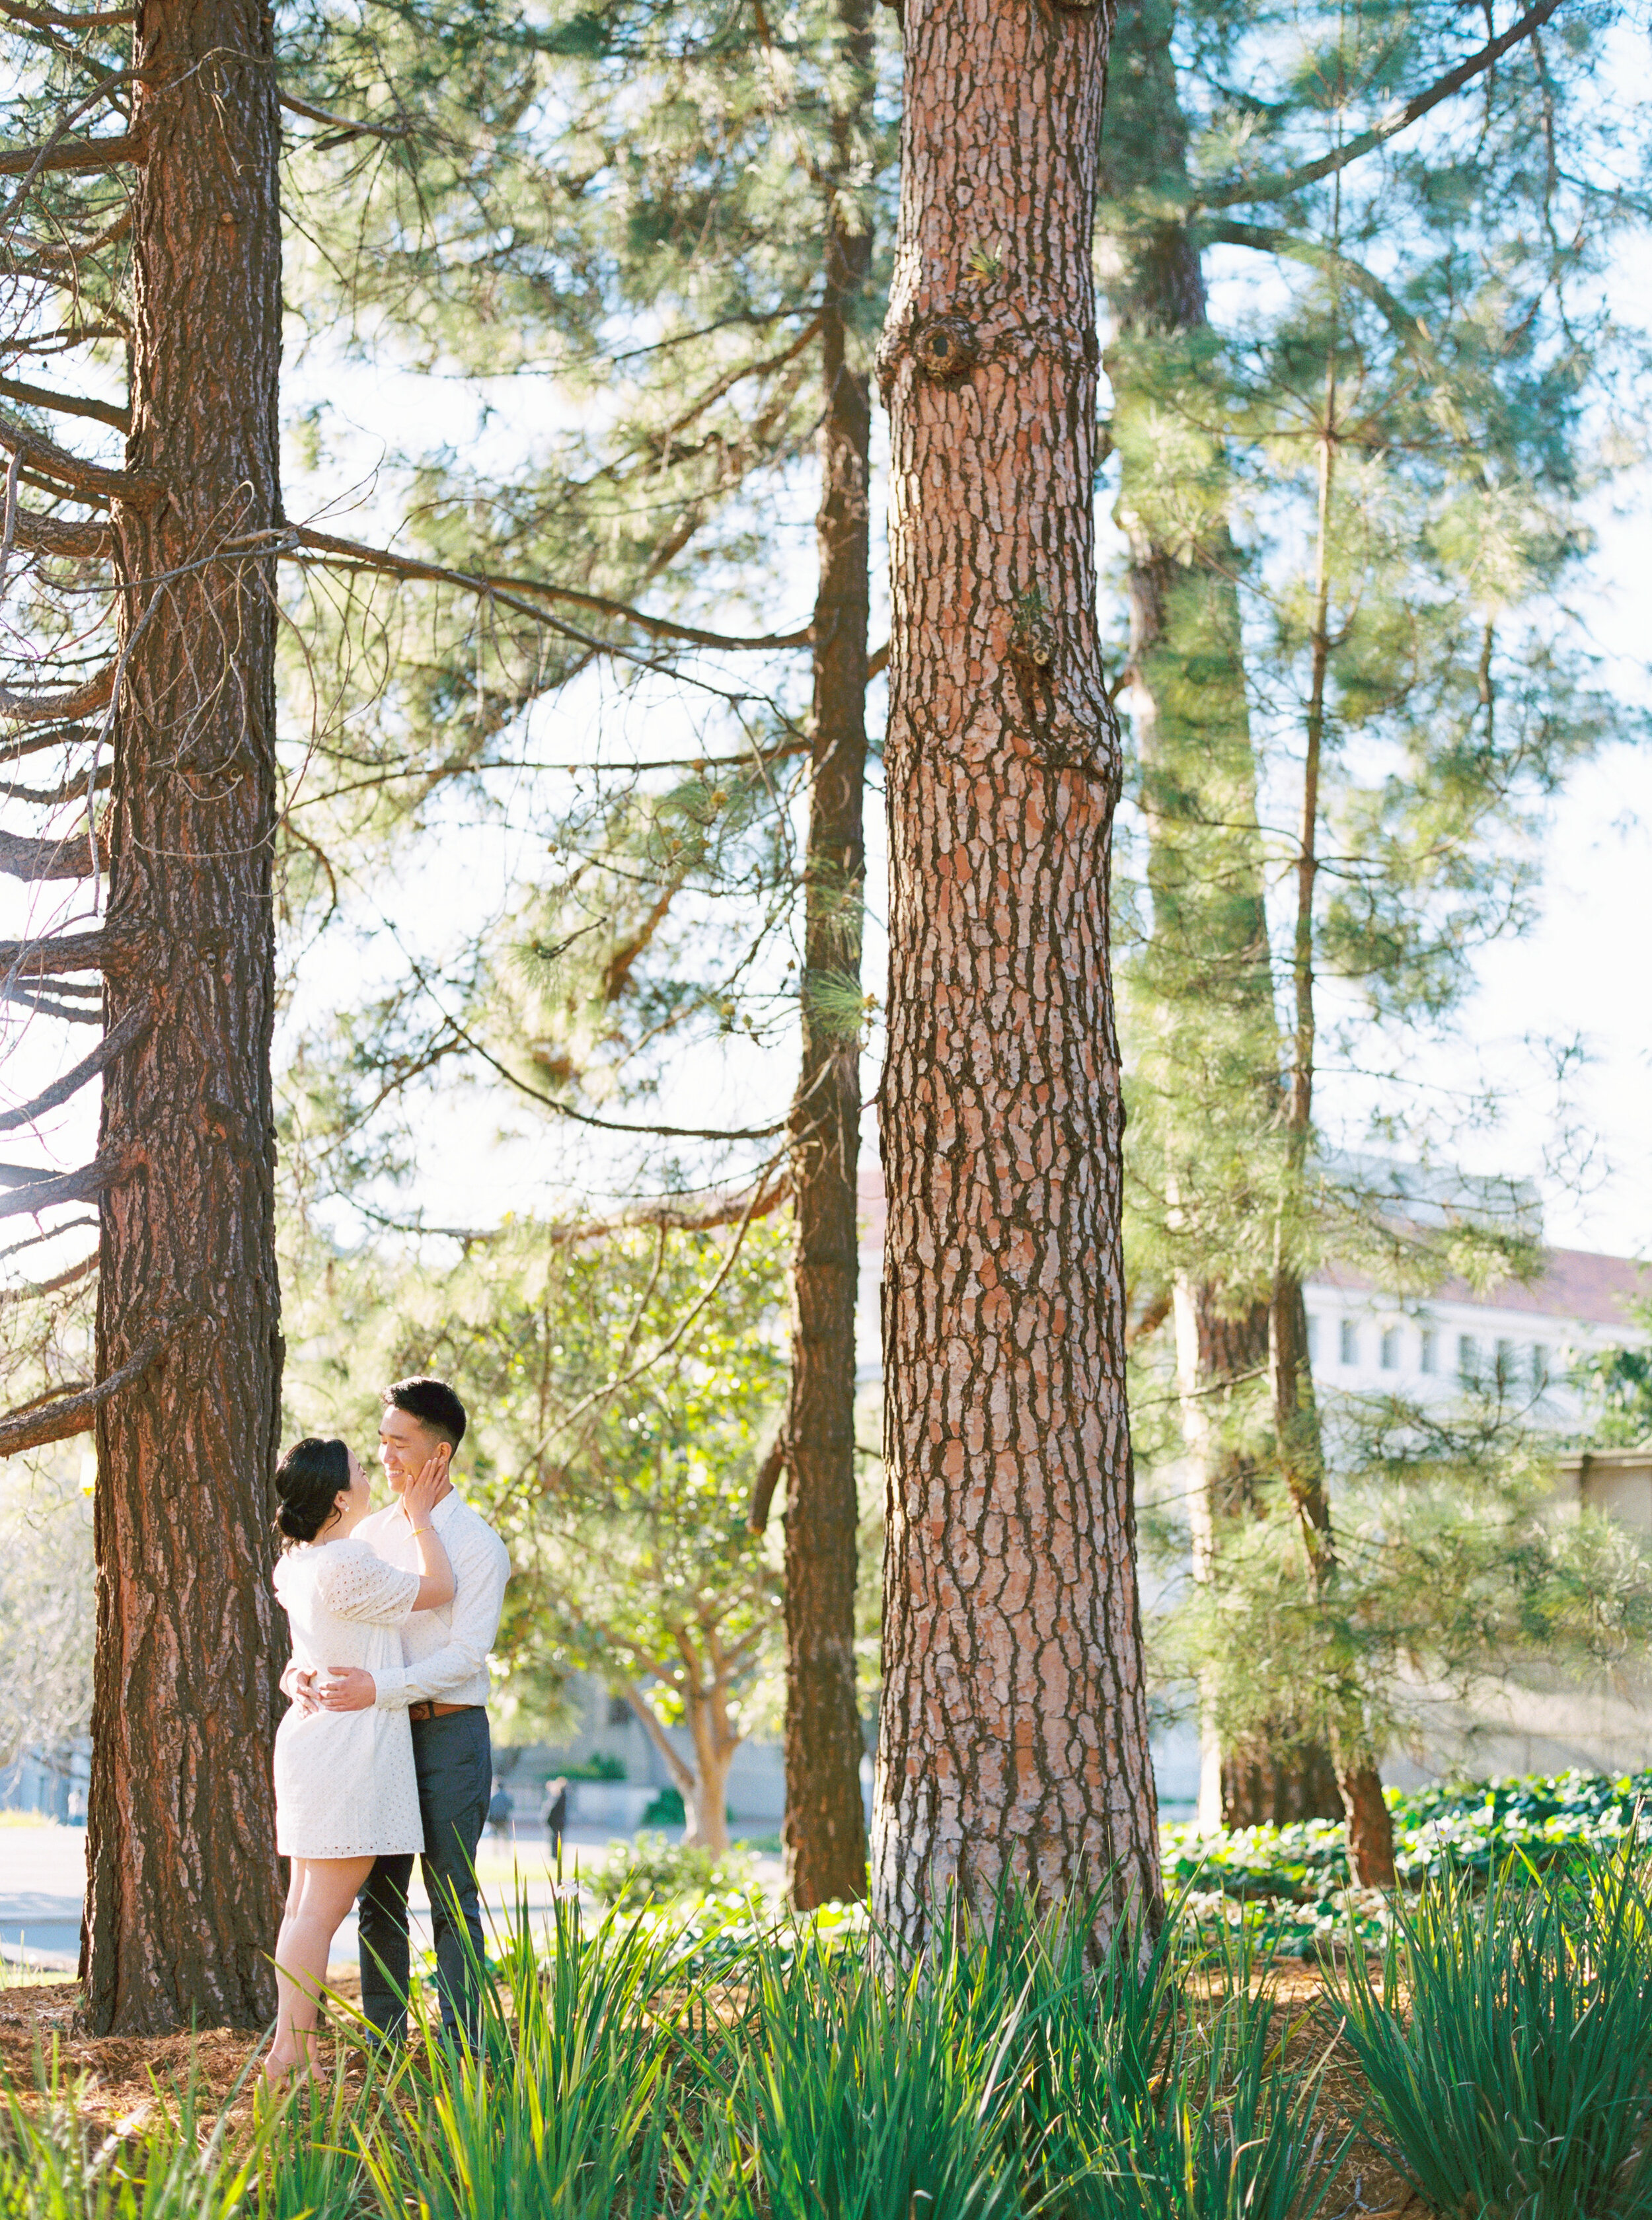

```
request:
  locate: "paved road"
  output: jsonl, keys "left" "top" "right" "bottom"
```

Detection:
{"left": 0, "top": 1823, "right": 781, "bottom": 1976}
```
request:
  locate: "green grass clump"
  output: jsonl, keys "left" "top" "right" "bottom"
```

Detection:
{"left": 1335, "top": 1842, "right": 1652, "bottom": 2220}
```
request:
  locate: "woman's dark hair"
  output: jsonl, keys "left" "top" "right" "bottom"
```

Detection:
{"left": 274, "top": 1436, "right": 352, "bottom": 1544}
{"left": 383, "top": 1374, "right": 467, "bottom": 1450}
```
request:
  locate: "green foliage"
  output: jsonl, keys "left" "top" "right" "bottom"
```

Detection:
{"left": 566, "top": 1752, "right": 628, "bottom": 1781}
{"left": 589, "top": 1831, "right": 749, "bottom": 1906}
{"left": 1165, "top": 1768, "right": 1652, "bottom": 1956}
{"left": 1573, "top": 1304, "right": 1652, "bottom": 1448}
{"left": 1337, "top": 1845, "right": 1652, "bottom": 2220}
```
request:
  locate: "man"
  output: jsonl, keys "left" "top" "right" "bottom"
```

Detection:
{"left": 299, "top": 1376, "right": 509, "bottom": 2046}
{"left": 541, "top": 1775, "right": 568, "bottom": 1865}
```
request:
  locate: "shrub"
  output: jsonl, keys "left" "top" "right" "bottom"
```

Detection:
{"left": 1335, "top": 1843, "right": 1652, "bottom": 2220}
{"left": 587, "top": 1830, "right": 751, "bottom": 1906}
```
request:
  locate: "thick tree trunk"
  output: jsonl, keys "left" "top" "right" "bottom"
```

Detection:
{"left": 872, "top": 0, "right": 1161, "bottom": 1955}
{"left": 1102, "top": 0, "right": 1342, "bottom": 1835}
{"left": 82, "top": 0, "right": 286, "bottom": 2034}
{"left": 782, "top": 0, "right": 874, "bottom": 1914}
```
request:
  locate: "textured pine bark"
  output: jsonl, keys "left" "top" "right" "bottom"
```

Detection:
{"left": 872, "top": 0, "right": 1162, "bottom": 1953}
{"left": 1101, "top": 0, "right": 1342, "bottom": 1836}
{"left": 782, "top": 0, "right": 875, "bottom": 1914}
{"left": 82, "top": 0, "right": 286, "bottom": 2034}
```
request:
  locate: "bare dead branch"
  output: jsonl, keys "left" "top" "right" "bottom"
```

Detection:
{"left": 0, "top": 1216, "right": 95, "bottom": 1266}
{"left": 0, "top": 375, "right": 128, "bottom": 434}
{"left": 0, "top": 133, "right": 141, "bottom": 180}
{"left": 0, "top": 663, "right": 113, "bottom": 723}
{"left": 0, "top": 759, "right": 111, "bottom": 804}
{"left": 0, "top": 0, "right": 134, "bottom": 28}
{"left": 0, "top": 1154, "right": 112, "bottom": 1216}
{"left": 0, "top": 1004, "right": 145, "bottom": 1135}
{"left": 0, "top": 928, "right": 112, "bottom": 976}
{"left": 0, "top": 1247, "right": 95, "bottom": 1304}
{"left": 0, "top": 826, "right": 100, "bottom": 879}
{"left": 0, "top": 408, "right": 157, "bottom": 507}
{"left": 7, "top": 509, "right": 111, "bottom": 558}
{"left": 0, "top": 1318, "right": 178, "bottom": 1460}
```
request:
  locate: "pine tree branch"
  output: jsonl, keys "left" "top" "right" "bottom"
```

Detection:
{"left": 0, "top": 928, "right": 111, "bottom": 976}
{"left": 1197, "top": 0, "right": 1569, "bottom": 211}
{"left": 0, "top": 0, "right": 133, "bottom": 27}
{"left": 0, "top": 1153, "right": 113, "bottom": 1218}
{"left": 0, "top": 826, "right": 100, "bottom": 880}
{"left": 0, "top": 1248, "right": 96, "bottom": 1304}
{"left": 1201, "top": 219, "right": 1431, "bottom": 350}
{"left": 0, "top": 410, "right": 156, "bottom": 507}
{"left": 7, "top": 509, "right": 111, "bottom": 559}
{"left": 278, "top": 89, "right": 416, "bottom": 147}
{"left": 0, "top": 1005, "right": 145, "bottom": 1135}
{"left": 0, "top": 1319, "right": 178, "bottom": 1460}
{"left": 0, "top": 375, "right": 128, "bottom": 433}
{"left": 0, "top": 132, "right": 140, "bottom": 178}
{"left": 548, "top": 1164, "right": 792, "bottom": 1246}
{"left": 289, "top": 526, "right": 813, "bottom": 654}
{"left": 0, "top": 758, "right": 111, "bottom": 803}
{"left": 0, "top": 663, "right": 113, "bottom": 723}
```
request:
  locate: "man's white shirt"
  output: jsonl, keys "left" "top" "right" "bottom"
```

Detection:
{"left": 355, "top": 1488, "right": 510, "bottom": 1711}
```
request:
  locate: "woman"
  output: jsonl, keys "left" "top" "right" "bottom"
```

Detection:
{"left": 267, "top": 1434, "right": 453, "bottom": 2081}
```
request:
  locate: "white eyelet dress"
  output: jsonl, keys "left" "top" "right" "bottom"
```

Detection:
{"left": 272, "top": 1538, "right": 425, "bottom": 1860}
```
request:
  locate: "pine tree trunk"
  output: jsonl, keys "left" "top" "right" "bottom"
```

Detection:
{"left": 1102, "top": 0, "right": 1343, "bottom": 1836}
{"left": 1269, "top": 366, "right": 1396, "bottom": 1893}
{"left": 82, "top": 0, "right": 286, "bottom": 2035}
{"left": 781, "top": 0, "right": 874, "bottom": 1913}
{"left": 872, "top": 0, "right": 1160, "bottom": 1954}
{"left": 1269, "top": 1274, "right": 1395, "bottom": 1884}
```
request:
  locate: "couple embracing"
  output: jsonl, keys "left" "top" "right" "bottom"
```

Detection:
{"left": 265, "top": 1375, "right": 509, "bottom": 2081}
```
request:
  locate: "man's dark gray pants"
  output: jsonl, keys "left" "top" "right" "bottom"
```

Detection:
{"left": 357, "top": 1707, "right": 491, "bottom": 2044}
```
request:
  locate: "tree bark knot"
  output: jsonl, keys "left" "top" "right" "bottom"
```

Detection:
{"left": 914, "top": 316, "right": 979, "bottom": 381}
{"left": 879, "top": 305, "right": 1100, "bottom": 398}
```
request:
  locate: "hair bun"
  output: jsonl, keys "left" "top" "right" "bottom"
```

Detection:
{"left": 273, "top": 1436, "right": 352, "bottom": 1546}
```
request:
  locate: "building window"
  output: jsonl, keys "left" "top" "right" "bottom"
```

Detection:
{"left": 1380, "top": 1325, "right": 1400, "bottom": 1371}
{"left": 1419, "top": 1325, "right": 1438, "bottom": 1375}
{"left": 1495, "top": 1338, "right": 1515, "bottom": 1389}
{"left": 1458, "top": 1334, "right": 1479, "bottom": 1384}
{"left": 1340, "top": 1318, "right": 1359, "bottom": 1366}
{"left": 1531, "top": 1343, "right": 1550, "bottom": 1389}
{"left": 607, "top": 1693, "right": 632, "bottom": 1728}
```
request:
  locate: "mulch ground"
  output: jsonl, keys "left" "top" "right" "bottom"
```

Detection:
{"left": 0, "top": 1962, "right": 1423, "bottom": 2215}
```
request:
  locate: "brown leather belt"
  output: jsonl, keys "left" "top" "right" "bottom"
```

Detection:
{"left": 408, "top": 1700, "right": 482, "bottom": 1722}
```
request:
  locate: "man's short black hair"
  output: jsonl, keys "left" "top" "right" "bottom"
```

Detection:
{"left": 383, "top": 1374, "right": 467, "bottom": 1450}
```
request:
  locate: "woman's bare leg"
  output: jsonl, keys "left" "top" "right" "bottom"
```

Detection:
{"left": 266, "top": 1854, "right": 375, "bottom": 2081}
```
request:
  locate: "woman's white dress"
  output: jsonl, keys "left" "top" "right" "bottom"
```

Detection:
{"left": 272, "top": 1539, "right": 424, "bottom": 1859}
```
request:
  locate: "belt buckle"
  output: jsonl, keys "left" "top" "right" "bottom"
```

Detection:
{"left": 408, "top": 1700, "right": 433, "bottom": 1723}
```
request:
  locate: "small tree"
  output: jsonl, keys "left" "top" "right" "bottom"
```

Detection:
{"left": 283, "top": 1213, "right": 792, "bottom": 1853}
